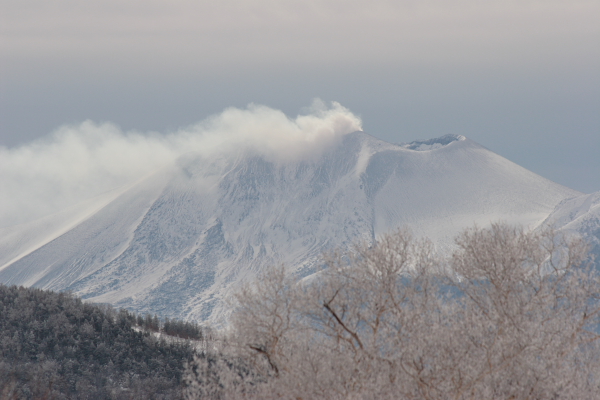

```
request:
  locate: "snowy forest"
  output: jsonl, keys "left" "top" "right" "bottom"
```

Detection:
{"left": 2, "top": 223, "right": 600, "bottom": 399}
{"left": 0, "top": 286, "right": 203, "bottom": 399}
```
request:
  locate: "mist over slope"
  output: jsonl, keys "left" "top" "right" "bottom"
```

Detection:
{"left": 0, "top": 127, "right": 582, "bottom": 323}
{"left": 0, "top": 101, "right": 361, "bottom": 228}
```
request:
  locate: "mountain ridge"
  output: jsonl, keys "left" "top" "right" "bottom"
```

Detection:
{"left": 0, "top": 132, "right": 585, "bottom": 322}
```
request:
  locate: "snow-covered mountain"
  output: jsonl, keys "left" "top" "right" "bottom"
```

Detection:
{"left": 0, "top": 132, "right": 584, "bottom": 322}
{"left": 542, "top": 191, "right": 600, "bottom": 261}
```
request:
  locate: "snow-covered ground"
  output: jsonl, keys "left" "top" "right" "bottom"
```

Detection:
{"left": 542, "top": 191, "right": 600, "bottom": 260}
{"left": 0, "top": 132, "right": 585, "bottom": 323}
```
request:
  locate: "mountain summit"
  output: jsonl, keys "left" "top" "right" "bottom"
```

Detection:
{"left": 0, "top": 132, "right": 582, "bottom": 322}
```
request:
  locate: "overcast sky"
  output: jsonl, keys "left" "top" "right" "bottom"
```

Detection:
{"left": 1, "top": 0, "right": 599, "bottom": 193}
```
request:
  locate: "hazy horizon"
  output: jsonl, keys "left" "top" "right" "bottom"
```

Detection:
{"left": 2, "top": 0, "right": 598, "bottom": 193}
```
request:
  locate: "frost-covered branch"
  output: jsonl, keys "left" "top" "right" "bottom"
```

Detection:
{"left": 185, "top": 223, "right": 600, "bottom": 400}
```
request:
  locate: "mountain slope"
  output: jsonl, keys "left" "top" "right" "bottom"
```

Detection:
{"left": 0, "top": 132, "right": 582, "bottom": 322}
{"left": 542, "top": 191, "right": 600, "bottom": 261}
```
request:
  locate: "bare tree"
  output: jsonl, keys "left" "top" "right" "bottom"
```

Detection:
{"left": 185, "top": 224, "right": 600, "bottom": 399}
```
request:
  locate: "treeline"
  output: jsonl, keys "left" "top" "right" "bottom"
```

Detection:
{"left": 123, "top": 310, "right": 203, "bottom": 340}
{"left": 0, "top": 285, "right": 205, "bottom": 399}
{"left": 162, "top": 318, "right": 203, "bottom": 340}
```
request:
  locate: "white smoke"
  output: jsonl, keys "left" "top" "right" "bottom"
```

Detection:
{"left": 0, "top": 100, "right": 362, "bottom": 228}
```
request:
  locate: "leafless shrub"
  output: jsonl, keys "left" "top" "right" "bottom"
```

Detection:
{"left": 185, "top": 224, "right": 600, "bottom": 399}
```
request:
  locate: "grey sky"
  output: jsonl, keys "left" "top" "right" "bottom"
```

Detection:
{"left": 1, "top": 0, "right": 599, "bottom": 193}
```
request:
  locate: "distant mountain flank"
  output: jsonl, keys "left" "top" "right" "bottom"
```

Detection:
{"left": 542, "top": 191, "right": 600, "bottom": 260}
{"left": 0, "top": 132, "right": 589, "bottom": 323}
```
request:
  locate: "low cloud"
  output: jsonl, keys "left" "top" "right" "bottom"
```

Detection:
{"left": 0, "top": 100, "right": 361, "bottom": 227}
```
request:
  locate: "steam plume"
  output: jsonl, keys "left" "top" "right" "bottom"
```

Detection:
{"left": 0, "top": 100, "right": 361, "bottom": 227}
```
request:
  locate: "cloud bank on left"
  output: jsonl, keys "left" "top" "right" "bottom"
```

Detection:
{"left": 0, "top": 101, "right": 361, "bottom": 228}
